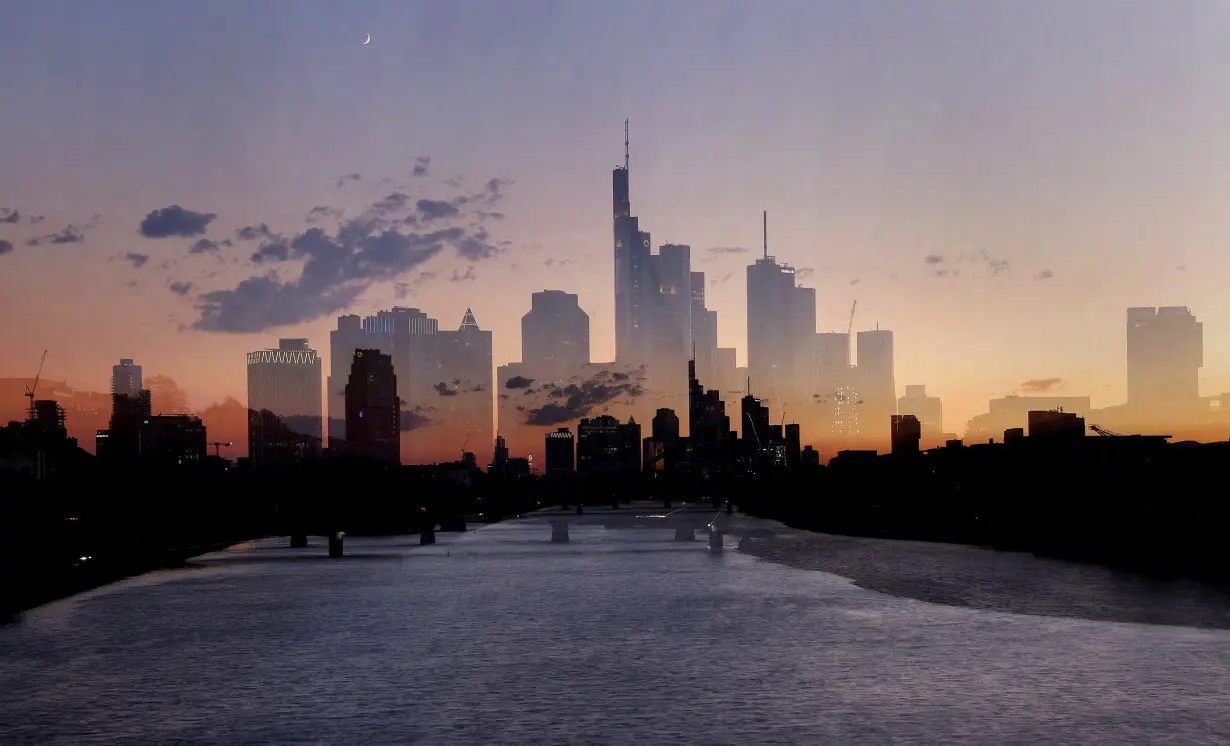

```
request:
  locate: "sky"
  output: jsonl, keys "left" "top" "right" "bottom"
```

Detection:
{"left": 4, "top": 0, "right": 1230, "bottom": 440}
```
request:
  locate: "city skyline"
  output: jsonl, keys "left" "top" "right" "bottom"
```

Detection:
{"left": 6, "top": 1, "right": 1230, "bottom": 441}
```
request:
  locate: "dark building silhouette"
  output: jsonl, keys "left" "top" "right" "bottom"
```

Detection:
{"left": 522, "top": 290, "right": 590, "bottom": 376}
{"left": 544, "top": 427, "right": 575, "bottom": 478}
{"left": 801, "top": 445, "right": 821, "bottom": 467}
{"left": 1028, "top": 409, "right": 1086, "bottom": 442}
{"left": 612, "top": 121, "right": 653, "bottom": 368}
{"left": 246, "top": 338, "right": 322, "bottom": 469}
{"left": 690, "top": 271, "right": 718, "bottom": 386}
{"left": 98, "top": 389, "right": 152, "bottom": 465}
{"left": 489, "top": 434, "right": 510, "bottom": 475}
{"left": 345, "top": 349, "right": 400, "bottom": 464}
{"left": 688, "top": 357, "right": 731, "bottom": 477}
{"left": 577, "top": 415, "right": 641, "bottom": 476}
{"left": 141, "top": 414, "right": 207, "bottom": 465}
{"left": 890, "top": 414, "right": 921, "bottom": 456}
{"left": 1126, "top": 306, "right": 1203, "bottom": 421}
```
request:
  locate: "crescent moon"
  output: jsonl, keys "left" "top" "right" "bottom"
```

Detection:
{"left": 363, "top": 33, "right": 371, "bottom": 45}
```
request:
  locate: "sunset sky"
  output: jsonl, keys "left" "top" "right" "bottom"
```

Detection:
{"left": 4, "top": 0, "right": 1230, "bottom": 438}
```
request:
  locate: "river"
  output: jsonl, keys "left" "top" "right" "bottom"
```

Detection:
{"left": 2, "top": 510, "right": 1228, "bottom": 744}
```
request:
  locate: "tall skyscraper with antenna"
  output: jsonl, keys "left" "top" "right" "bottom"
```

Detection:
{"left": 612, "top": 119, "right": 653, "bottom": 367}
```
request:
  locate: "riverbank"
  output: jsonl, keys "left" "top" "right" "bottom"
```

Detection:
{"left": 733, "top": 520, "right": 1230, "bottom": 629}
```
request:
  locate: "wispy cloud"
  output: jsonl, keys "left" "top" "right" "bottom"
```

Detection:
{"left": 26, "top": 224, "right": 85, "bottom": 246}
{"left": 124, "top": 252, "right": 150, "bottom": 268}
{"left": 1020, "top": 377, "right": 1063, "bottom": 393}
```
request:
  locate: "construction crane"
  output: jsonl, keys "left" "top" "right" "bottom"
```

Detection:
{"left": 208, "top": 441, "right": 232, "bottom": 457}
{"left": 24, "top": 350, "right": 48, "bottom": 421}
{"left": 846, "top": 300, "right": 858, "bottom": 338}
{"left": 1090, "top": 425, "right": 1121, "bottom": 437}
{"left": 461, "top": 432, "right": 471, "bottom": 458}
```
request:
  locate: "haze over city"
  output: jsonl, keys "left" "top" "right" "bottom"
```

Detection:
{"left": 5, "top": 0, "right": 1230, "bottom": 459}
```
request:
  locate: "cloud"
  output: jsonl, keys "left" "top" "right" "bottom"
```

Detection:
{"left": 191, "top": 176, "right": 509, "bottom": 333}
{"left": 26, "top": 225, "right": 85, "bottom": 245}
{"left": 0, "top": 240, "right": 12, "bottom": 256}
{"left": 972, "top": 249, "right": 1009, "bottom": 275}
{"left": 0, "top": 208, "right": 19, "bottom": 223}
{"left": 1175, "top": 264, "right": 1187, "bottom": 271}
{"left": 708, "top": 246, "right": 749, "bottom": 256}
{"left": 416, "top": 199, "right": 460, "bottom": 221}
{"left": 250, "top": 241, "right": 290, "bottom": 263}
{"left": 1034, "top": 269, "right": 1054, "bottom": 281}
{"left": 849, "top": 278, "right": 861, "bottom": 285}
{"left": 477, "top": 211, "right": 505, "bottom": 221}
{"left": 189, "top": 237, "right": 230, "bottom": 254}
{"left": 412, "top": 157, "right": 431, "bottom": 178}
{"left": 236, "top": 223, "right": 278, "bottom": 242}
{"left": 401, "top": 405, "right": 435, "bottom": 431}
{"left": 925, "top": 254, "right": 945, "bottom": 265}
{"left": 524, "top": 368, "right": 646, "bottom": 426}
{"left": 169, "top": 281, "right": 193, "bottom": 296}
{"left": 394, "top": 270, "right": 437, "bottom": 298}
{"left": 504, "top": 375, "right": 535, "bottom": 389}
{"left": 28, "top": 215, "right": 45, "bottom": 225}
{"left": 124, "top": 252, "right": 150, "bottom": 268}
{"left": 712, "top": 272, "right": 733, "bottom": 285}
{"left": 125, "top": 280, "right": 139, "bottom": 289}
{"left": 306, "top": 205, "right": 343, "bottom": 224}
{"left": 336, "top": 173, "right": 361, "bottom": 189}
{"left": 140, "top": 205, "right": 217, "bottom": 238}
{"left": 451, "top": 266, "right": 476, "bottom": 282}
{"left": 433, "top": 381, "right": 458, "bottom": 397}
{"left": 1020, "top": 378, "right": 1063, "bottom": 394}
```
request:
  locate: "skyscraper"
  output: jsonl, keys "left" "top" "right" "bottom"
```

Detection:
{"left": 431, "top": 309, "right": 494, "bottom": 462}
{"left": 112, "top": 359, "right": 142, "bottom": 399}
{"left": 345, "top": 349, "right": 400, "bottom": 464}
{"left": 746, "top": 212, "right": 816, "bottom": 406}
{"left": 522, "top": 290, "right": 590, "bottom": 375}
{"left": 856, "top": 329, "right": 895, "bottom": 441}
{"left": 1126, "top": 306, "right": 1203, "bottom": 422}
{"left": 247, "top": 338, "right": 323, "bottom": 468}
{"left": 613, "top": 120, "right": 653, "bottom": 368}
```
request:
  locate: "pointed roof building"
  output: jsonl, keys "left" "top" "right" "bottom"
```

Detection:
{"left": 460, "top": 308, "right": 480, "bottom": 331}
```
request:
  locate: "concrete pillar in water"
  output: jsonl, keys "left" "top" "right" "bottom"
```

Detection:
{"left": 664, "top": 500, "right": 672, "bottom": 510}
{"left": 328, "top": 532, "right": 344, "bottom": 558}
{"left": 576, "top": 504, "right": 583, "bottom": 515}
{"left": 551, "top": 521, "right": 570, "bottom": 543}
{"left": 290, "top": 534, "right": 308, "bottom": 548}
{"left": 674, "top": 527, "right": 695, "bottom": 541}
{"left": 420, "top": 527, "right": 436, "bottom": 545}
{"left": 708, "top": 527, "right": 723, "bottom": 552}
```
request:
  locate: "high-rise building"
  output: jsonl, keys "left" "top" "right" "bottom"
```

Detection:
{"left": 345, "top": 349, "right": 400, "bottom": 464}
{"left": 1126, "top": 306, "right": 1203, "bottom": 421}
{"left": 856, "top": 329, "right": 895, "bottom": 441}
{"left": 247, "top": 338, "right": 323, "bottom": 469}
{"left": 746, "top": 212, "right": 816, "bottom": 406}
{"left": 890, "top": 414, "right": 921, "bottom": 456}
{"left": 112, "top": 359, "right": 142, "bottom": 399}
{"left": 613, "top": 120, "right": 653, "bottom": 368}
{"left": 690, "top": 271, "right": 718, "bottom": 389}
{"left": 430, "top": 309, "right": 494, "bottom": 463}
{"left": 577, "top": 415, "right": 641, "bottom": 475}
{"left": 897, "top": 384, "right": 942, "bottom": 442}
{"left": 544, "top": 427, "right": 575, "bottom": 478}
{"left": 522, "top": 290, "right": 590, "bottom": 375}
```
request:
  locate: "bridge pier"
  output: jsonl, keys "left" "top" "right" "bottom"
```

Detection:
{"left": 290, "top": 534, "right": 308, "bottom": 548}
{"left": 674, "top": 527, "right": 695, "bottom": 542}
{"left": 576, "top": 504, "right": 583, "bottom": 515}
{"left": 328, "top": 532, "right": 344, "bottom": 558}
{"left": 708, "top": 526, "right": 723, "bottom": 552}
{"left": 550, "top": 521, "right": 570, "bottom": 543}
{"left": 420, "top": 527, "right": 436, "bottom": 545}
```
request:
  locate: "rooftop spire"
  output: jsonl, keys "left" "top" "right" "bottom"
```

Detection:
{"left": 763, "top": 210, "right": 768, "bottom": 260}
{"left": 459, "top": 308, "right": 479, "bottom": 331}
{"left": 624, "top": 118, "right": 630, "bottom": 171}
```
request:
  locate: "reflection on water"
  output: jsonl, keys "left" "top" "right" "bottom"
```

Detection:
{"left": 1, "top": 516, "right": 1229, "bottom": 745}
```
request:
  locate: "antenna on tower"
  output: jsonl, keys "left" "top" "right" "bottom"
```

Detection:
{"left": 624, "top": 118, "right": 630, "bottom": 171}
{"left": 763, "top": 210, "right": 768, "bottom": 260}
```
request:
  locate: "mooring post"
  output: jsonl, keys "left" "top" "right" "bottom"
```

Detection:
{"left": 290, "top": 534, "right": 308, "bottom": 548}
{"left": 328, "top": 532, "right": 344, "bottom": 558}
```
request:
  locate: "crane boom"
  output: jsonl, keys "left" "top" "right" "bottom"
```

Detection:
{"left": 24, "top": 350, "right": 48, "bottom": 420}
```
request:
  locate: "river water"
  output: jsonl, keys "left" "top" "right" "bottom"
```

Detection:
{"left": 2, "top": 511, "right": 1229, "bottom": 744}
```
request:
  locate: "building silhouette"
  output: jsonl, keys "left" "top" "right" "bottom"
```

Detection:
{"left": 577, "top": 415, "right": 641, "bottom": 476}
{"left": 345, "top": 349, "right": 400, "bottom": 464}
{"left": 1126, "top": 306, "right": 1203, "bottom": 422}
{"left": 612, "top": 121, "right": 652, "bottom": 368}
{"left": 690, "top": 271, "right": 718, "bottom": 387}
{"left": 522, "top": 290, "right": 590, "bottom": 376}
{"left": 112, "top": 358, "right": 142, "bottom": 399}
{"left": 898, "top": 385, "right": 942, "bottom": 444}
{"left": 746, "top": 212, "right": 816, "bottom": 410}
{"left": 246, "top": 338, "right": 322, "bottom": 469}
{"left": 890, "top": 414, "right": 921, "bottom": 456}
{"left": 856, "top": 329, "right": 895, "bottom": 442}
{"left": 431, "top": 309, "right": 494, "bottom": 463}
{"left": 544, "top": 427, "right": 575, "bottom": 478}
